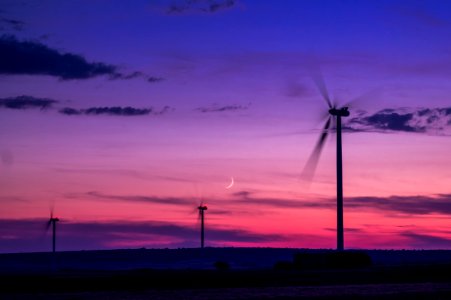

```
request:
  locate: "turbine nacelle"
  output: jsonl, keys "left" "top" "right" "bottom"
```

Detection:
{"left": 329, "top": 107, "right": 350, "bottom": 117}
{"left": 198, "top": 205, "right": 208, "bottom": 211}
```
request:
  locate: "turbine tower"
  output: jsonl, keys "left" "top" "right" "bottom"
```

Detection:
{"left": 46, "top": 212, "right": 59, "bottom": 253}
{"left": 198, "top": 204, "right": 208, "bottom": 248}
{"left": 302, "top": 74, "right": 350, "bottom": 251}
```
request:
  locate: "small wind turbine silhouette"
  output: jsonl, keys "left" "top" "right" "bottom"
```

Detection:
{"left": 46, "top": 209, "right": 59, "bottom": 254}
{"left": 302, "top": 74, "right": 351, "bottom": 251}
{"left": 197, "top": 202, "right": 208, "bottom": 249}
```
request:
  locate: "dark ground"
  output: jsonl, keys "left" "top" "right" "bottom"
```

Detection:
{"left": 1, "top": 248, "right": 451, "bottom": 299}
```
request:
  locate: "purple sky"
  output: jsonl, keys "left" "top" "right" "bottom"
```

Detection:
{"left": 1, "top": 0, "right": 451, "bottom": 253}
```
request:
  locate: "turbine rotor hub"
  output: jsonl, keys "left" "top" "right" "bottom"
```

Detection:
{"left": 329, "top": 107, "right": 350, "bottom": 117}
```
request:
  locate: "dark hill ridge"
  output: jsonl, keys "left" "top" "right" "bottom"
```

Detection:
{"left": 2, "top": 248, "right": 451, "bottom": 298}
{"left": 1, "top": 247, "right": 451, "bottom": 273}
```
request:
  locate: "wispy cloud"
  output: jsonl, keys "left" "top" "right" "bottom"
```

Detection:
{"left": 59, "top": 106, "right": 173, "bottom": 117}
{"left": 0, "top": 94, "right": 173, "bottom": 117}
{"left": 165, "top": 0, "right": 238, "bottom": 15}
{"left": 109, "top": 71, "right": 164, "bottom": 83}
{"left": 0, "top": 95, "right": 57, "bottom": 110}
{"left": 231, "top": 190, "right": 327, "bottom": 209}
{"left": 0, "top": 17, "right": 25, "bottom": 31}
{"left": 84, "top": 191, "right": 194, "bottom": 206}
{"left": 401, "top": 232, "right": 451, "bottom": 249}
{"left": 0, "top": 35, "right": 161, "bottom": 82}
{"left": 54, "top": 167, "right": 195, "bottom": 183}
{"left": 196, "top": 103, "right": 250, "bottom": 113}
{"left": 0, "top": 218, "right": 284, "bottom": 252}
{"left": 232, "top": 190, "right": 451, "bottom": 216}
{"left": 391, "top": 4, "right": 449, "bottom": 28}
{"left": 345, "top": 107, "right": 451, "bottom": 135}
{"left": 345, "top": 194, "right": 451, "bottom": 215}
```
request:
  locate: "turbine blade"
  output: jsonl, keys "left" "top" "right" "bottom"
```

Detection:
{"left": 45, "top": 220, "right": 52, "bottom": 232}
{"left": 301, "top": 117, "right": 332, "bottom": 181}
{"left": 49, "top": 201, "right": 55, "bottom": 219}
{"left": 342, "top": 88, "right": 381, "bottom": 109}
{"left": 311, "top": 71, "right": 332, "bottom": 108}
{"left": 191, "top": 206, "right": 199, "bottom": 214}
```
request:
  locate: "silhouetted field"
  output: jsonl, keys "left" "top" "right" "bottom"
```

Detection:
{"left": 1, "top": 248, "right": 451, "bottom": 299}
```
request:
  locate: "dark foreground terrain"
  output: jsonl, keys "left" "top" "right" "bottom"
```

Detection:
{"left": 1, "top": 248, "right": 451, "bottom": 299}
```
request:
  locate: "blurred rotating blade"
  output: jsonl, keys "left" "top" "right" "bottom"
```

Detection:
{"left": 311, "top": 71, "right": 333, "bottom": 108}
{"left": 45, "top": 220, "right": 52, "bottom": 232}
{"left": 45, "top": 205, "right": 54, "bottom": 232}
{"left": 301, "top": 117, "right": 332, "bottom": 181}
{"left": 342, "top": 88, "right": 381, "bottom": 109}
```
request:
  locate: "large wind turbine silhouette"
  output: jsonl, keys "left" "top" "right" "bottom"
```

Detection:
{"left": 302, "top": 74, "right": 350, "bottom": 251}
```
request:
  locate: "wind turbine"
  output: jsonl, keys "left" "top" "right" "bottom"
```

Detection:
{"left": 302, "top": 74, "right": 350, "bottom": 251}
{"left": 46, "top": 209, "right": 59, "bottom": 254}
{"left": 197, "top": 202, "right": 208, "bottom": 249}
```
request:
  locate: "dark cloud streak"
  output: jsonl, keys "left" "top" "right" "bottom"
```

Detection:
{"left": 402, "top": 232, "right": 451, "bottom": 249}
{"left": 232, "top": 190, "right": 451, "bottom": 216}
{"left": 196, "top": 103, "right": 250, "bottom": 113}
{"left": 0, "top": 35, "right": 117, "bottom": 79}
{"left": 85, "top": 191, "right": 194, "bottom": 206}
{"left": 166, "top": 0, "right": 237, "bottom": 15}
{"left": 0, "top": 35, "right": 162, "bottom": 82}
{"left": 346, "top": 194, "right": 451, "bottom": 215}
{"left": 0, "top": 95, "right": 56, "bottom": 110}
{"left": 0, "top": 218, "right": 283, "bottom": 252}
{"left": 0, "top": 17, "right": 25, "bottom": 31}
{"left": 59, "top": 106, "right": 173, "bottom": 117}
{"left": 345, "top": 107, "right": 451, "bottom": 134}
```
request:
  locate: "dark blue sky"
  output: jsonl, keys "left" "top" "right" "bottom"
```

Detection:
{"left": 1, "top": 0, "right": 451, "bottom": 252}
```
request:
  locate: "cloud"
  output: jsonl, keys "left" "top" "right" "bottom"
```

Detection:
{"left": 0, "top": 17, "right": 25, "bottom": 31}
{"left": 323, "top": 194, "right": 451, "bottom": 216}
{"left": 392, "top": 4, "right": 448, "bottom": 28}
{"left": 0, "top": 95, "right": 173, "bottom": 117}
{"left": 345, "top": 107, "right": 451, "bottom": 135}
{"left": 401, "top": 232, "right": 451, "bottom": 249}
{"left": 0, "top": 218, "right": 284, "bottom": 252}
{"left": 84, "top": 191, "right": 194, "bottom": 205}
{"left": 232, "top": 190, "right": 451, "bottom": 216}
{"left": 59, "top": 106, "right": 173, "bottom": 116}
{"left": 147, "top": 76, "right": 164, "bottom": 83}
{"left": 80, "top": 189, "right": 451, "bottom": 218}
{"left": 231, "top": 190, "right": 327, "bottom": 209}
{"left": 345, "top": 194, "right": 451, "bottom": 215}
{"left": 0, "top": 95, "right": 57, "bottom": 110}
{"left": 0, "top": 35, "right": 161, "bottom": 82}
{"left": 0, "top": 35, "right": 116, "bottom": 79}
{"left": 196, "top": 103, "right": 250, "bottom": 113}
{"left": 58, "top": 107, "right": 81, "bottom": 115}
{"left": 109, "top": 71, "right": 164, "bottom": 83}
{"left": 166, "top": 0, "right": 238, "bottom": 15}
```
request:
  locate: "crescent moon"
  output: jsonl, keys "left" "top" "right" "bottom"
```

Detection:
{"left": 225, "top": 177, "right": 234, "bottom": 189}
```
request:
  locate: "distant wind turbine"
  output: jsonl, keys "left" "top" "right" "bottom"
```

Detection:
{"left": 46, "top": 209, "right": 59, "bottom": 254}
{"left": 197, "top": 202, "right": 208, "bottom": 249}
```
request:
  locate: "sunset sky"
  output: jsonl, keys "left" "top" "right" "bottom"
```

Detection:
{"left": 1, "top": 0, "right": 451, "bottom": 253}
